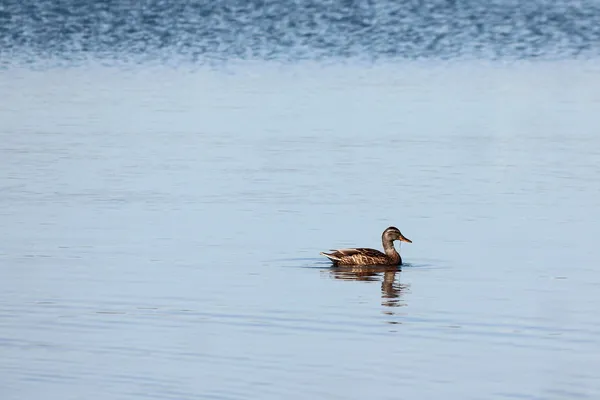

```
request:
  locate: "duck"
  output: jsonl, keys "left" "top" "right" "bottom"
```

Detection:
{"left": 320, "top": 226, "right": 412, "bottom": 266}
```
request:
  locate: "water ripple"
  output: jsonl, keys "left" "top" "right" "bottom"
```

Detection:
{"left": 1, "top": 0, "right": 600, "bottom": 65}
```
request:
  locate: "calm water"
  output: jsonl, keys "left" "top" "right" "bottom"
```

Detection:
{"left": 1, "top": 61, "right": 600, "bottom": 399}
{"left": 3, "top": 2, "right": 600, "bottom": 397}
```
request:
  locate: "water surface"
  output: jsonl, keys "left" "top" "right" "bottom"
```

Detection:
{"left": 2, "top": 0, "right": 600, "bottom": 63}
{"left": 1, "top": 62, "right": 600, "bottom": 399}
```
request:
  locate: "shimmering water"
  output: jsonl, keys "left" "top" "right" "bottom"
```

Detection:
{"left": 1, "top": 62, "right": 600, "bottom": 399}
{"left": 1, "top": 0, "right": 600, "bottom": 64}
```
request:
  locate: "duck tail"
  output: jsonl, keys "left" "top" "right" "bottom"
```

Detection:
{"left": 320, "top": 251, "right": 341, "bottom": 261}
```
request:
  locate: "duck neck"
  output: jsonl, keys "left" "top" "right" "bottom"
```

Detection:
{"left": 382, "top": 238, "right": 401, "bottom": 264}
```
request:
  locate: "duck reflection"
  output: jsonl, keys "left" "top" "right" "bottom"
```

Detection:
{"left": 328, "top": 266, "right": 409, "bottom": 308}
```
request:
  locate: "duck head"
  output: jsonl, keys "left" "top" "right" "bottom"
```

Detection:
{"left": 383, "top": 226, "right": 412, "bottom": 243}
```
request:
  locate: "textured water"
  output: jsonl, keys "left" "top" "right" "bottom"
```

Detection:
{"left": 1, "top": 0, "right": 600, "bottom": 65}
{"left": 1, "top": 61, "right": 600, "bottom": 399}
{"left": 2, "top": 1, "right": 600, "bottom": 398}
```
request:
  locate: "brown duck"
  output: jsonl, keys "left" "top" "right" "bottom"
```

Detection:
{"left": 320, "top": 226, "right": 412, "bottom": 266}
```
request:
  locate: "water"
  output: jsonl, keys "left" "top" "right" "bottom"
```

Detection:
{"left": 1, "top": 61, "right": 600, "bottom": 399}
{"left": 1, "top": 0, "right": 600, "bottom": 64}
{"left": 2, "top": 0, "right": 600, "bottom": 397}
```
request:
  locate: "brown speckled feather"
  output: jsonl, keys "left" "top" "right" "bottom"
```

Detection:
{"left": 320, "top": 226, "right": 410, "bottom": 266}
{"left": 320, "top": 248, "right": 400, "bottom": 266}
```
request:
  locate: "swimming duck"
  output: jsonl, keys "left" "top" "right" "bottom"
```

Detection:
{"left": 320, "top": 226, "right": 412, "bottom": 266}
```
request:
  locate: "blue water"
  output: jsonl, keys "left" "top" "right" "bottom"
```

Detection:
{"left": 2, "top": 62, "right": 600, "bottom": 399}
{"left": 1, "top": 1, "right": 600, "bottom": 399}
{"left": 1, "top": 0, "right": 600, "bottom": 64}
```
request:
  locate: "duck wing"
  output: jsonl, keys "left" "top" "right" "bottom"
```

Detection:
{"left": 335, "top": 248, "right": 385, "bottom": 257}
{"left": 320, "top": 248, "right": 385, "bottom": 261}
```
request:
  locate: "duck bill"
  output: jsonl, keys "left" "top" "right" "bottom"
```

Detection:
{"left": 399, "top": 235, "right": 412, "bottom": 243}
